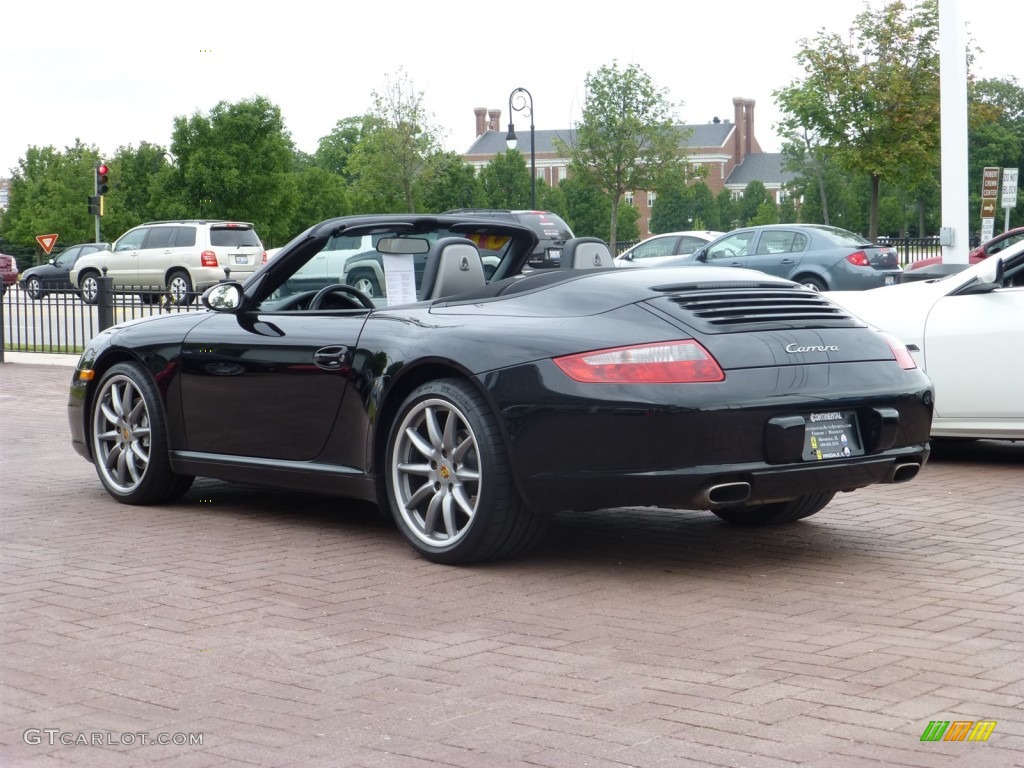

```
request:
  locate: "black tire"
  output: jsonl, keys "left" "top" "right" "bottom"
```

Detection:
{"left": 711, "top": 492, "right": 835, "bottom": 526}
{"left": 90, "top": 362, "right": 194, "bottom": 504}
{"left": 26, "top": 276, "right": 43, "bottom": 300}
{"left": 348, "top": 270, "right": 381, "bottom": 299}
{"left": 79, "top": 271, "right": 100, "bottom": 305}
{"left": 167, "top": 270, "right": 194, "bottom": 306}
{"left": 385, "top": 378, "right": 547, "bottom": 564}
{"left": 798, "top": 275, "right": 828, "bottom": 292}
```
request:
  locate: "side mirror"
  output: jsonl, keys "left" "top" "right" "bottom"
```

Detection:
{"left": 202, "top": 282, "right": 244, "bottom": 312}
{"left": 48, "top": 258, "right": 56, "bottom": 265}
{"left": 694, "top": 248, "right": 708, "bottom": 263}
{"left": 956, "top": 257, "right": 1004, "bottom": 296}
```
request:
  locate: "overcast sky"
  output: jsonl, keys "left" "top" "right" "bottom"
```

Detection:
{"left": 1, "top": 0, "right": 1020, "bottom": 177}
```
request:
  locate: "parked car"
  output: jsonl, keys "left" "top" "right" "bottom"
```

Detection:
{"left": 613, "top": 231, "right": 724, "bottom": 268}
{"left": 442, "top": 209, "right": 574, "bottom": 270}
{"left": 19, "top": 243, "right": 109, "bottom": 299}
{"left": 0, "top": 253, "right": 17, "bottom": 295}
{"left": 901, "top": 227, "right": 1024, "bottom": 282}
{"left": 68, "top": 213, "right": 932, "bottom": 565}
{"left": 828, "top": 238, "right": 1024, "bottom": 440}
{"left": 70, "top": 220, "right": 265, "bottom": 306}
{"left": 662, "top": 224, "right": 903, "bottom": 291}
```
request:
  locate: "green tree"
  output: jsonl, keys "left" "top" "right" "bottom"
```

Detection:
{"left": 419, "top": 152, "right": 481, "bottom": 212}
{"left": 739, "top": 181, "right": 771, "bottom": 225}
{"left": 315, "top": 116, "right": 368, "bottom": 181}
{"left": 969, "top": 77, "right": 1024, "bottom": 229}
{"left": 649, "top": 185, "right": 693, "bottom": 233}
{"left": 167, "top": 96, "right": 297, "bottom": 243}
{"left": 479, "top": 150, "right": 531, "bottom": 209}
{"left": 284, "top": 167, "right": 350, "bottom": 244}
{"left": 716, "top": 189, "right": 738, "bottom": 231}
{"left": 0, "top": 141, "right": 101, "bottom": 259}
{"left": 691, "top": 182, "right": 720, "bottom": 231}
{"left": 557, "top": 61, "right": 689, "bottom": 248}
{"left": 774, "top": 0, "right": 940, "bottom": 240}
{"left": 101, "top": 142, "right": 177, "bottom": 239}
{"left": 348, "top": 69, "right": 443, "bottom": 213}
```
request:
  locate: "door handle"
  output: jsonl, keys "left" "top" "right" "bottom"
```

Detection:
{"left": 780, "top": 258, "right": 795, "bottom": 264}
{"left": 313, "top": 346, "right": 349, "bottom": 370}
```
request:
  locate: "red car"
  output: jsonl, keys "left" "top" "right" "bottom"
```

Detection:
{"left": 0, "top": 253, "right": 18, "bottom": 296}
{"left": 905, "top": 227, "right": 1024, "bottom": 274}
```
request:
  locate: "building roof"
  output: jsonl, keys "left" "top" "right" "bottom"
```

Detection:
{"left": 464, "top": 121, "right": 738, "bottom": 157}
{"left": 725, "top": 153, "right": 796, "bottom": 188}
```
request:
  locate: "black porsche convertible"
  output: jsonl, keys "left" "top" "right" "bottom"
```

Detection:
{"left": 69, "top": 214, "right": 933, "bottom": 564}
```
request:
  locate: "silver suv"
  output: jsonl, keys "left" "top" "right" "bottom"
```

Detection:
{"left": 71, "top": 220, "right": 265, "bottom": 305}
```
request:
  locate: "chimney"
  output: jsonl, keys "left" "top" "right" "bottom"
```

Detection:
{"left": 733, "top": 98, "right": 747, "bottom": 165}
{"left": 474, "top": 107, "right": 487, "bottom": 137}
{"left": 488, "top": 109, "right": 501, "bottom": 133}
{"left": 744, "top": 99, "right": 755, "bottom": 156}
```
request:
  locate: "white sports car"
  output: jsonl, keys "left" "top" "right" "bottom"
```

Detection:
{"left": 828, "top": 239, "right": 1024, "bottom": 440}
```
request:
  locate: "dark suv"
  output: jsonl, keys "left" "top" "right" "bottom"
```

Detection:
{"left": 442, "top": 209, "right": 574, "bottom": 269}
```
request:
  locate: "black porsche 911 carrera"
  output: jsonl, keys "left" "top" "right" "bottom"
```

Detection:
{"left": 68, "top": 214, "right": 933, "bottom": 564}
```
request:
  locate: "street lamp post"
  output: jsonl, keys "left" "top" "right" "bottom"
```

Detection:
{"left": 505, "top": 87, "right": 536, "bottom": 209}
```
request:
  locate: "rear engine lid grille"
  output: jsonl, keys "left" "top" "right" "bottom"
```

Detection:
{"left": 647, "top": 285, "right": 862, "bottom": 334}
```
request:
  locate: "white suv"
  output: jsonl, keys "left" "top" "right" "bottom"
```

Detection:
{"left": 71, "top": 220, "right": 265, "bottom": 305}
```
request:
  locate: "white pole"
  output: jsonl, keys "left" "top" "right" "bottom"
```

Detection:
{"left": 939, "top": 0, "right": 969, "bottom": 263}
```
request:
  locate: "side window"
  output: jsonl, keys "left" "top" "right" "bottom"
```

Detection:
{"left": 115, "top": 228, "right": 148, "bottom": 251}
{"left": 791, "top": 233, "right": 808, "bottom": 252}
{"left": 676, "top": 236, "right": 705, "bottom": 255}
{"left": 634, "top": 237, "right": 674, "bottom": 260}
{"left": 55, "top": 248, "right": 79, "bottom": 268}
{"left": 143, "top": 227, "right": 175, "bottom": 249}
{"left": 174, "top": 227, "right": 197, "bottom": 247}
{"left": 708, "top": 232, "right": 753, "bottom": 259}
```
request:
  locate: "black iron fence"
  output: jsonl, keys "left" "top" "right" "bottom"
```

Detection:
{"left": 876, "top": 236, "right": 941, "bottom": 268}
{"left": 1, "top": 278, "right": 204, "bottom": 361}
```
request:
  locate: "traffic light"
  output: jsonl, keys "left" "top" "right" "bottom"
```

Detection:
{"left": 88, "top": 195, "right": 102, "bottom": 216}
{"left": 95, "top": 163, "right": 109, "bottom": 195}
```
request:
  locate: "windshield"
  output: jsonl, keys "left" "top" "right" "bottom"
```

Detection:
{"left": 260, "top": 225, "right": 516, "bottom": 309}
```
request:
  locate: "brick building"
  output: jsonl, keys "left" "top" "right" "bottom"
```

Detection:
{"left": 462, "top": 97, "right": 794, "bottom": 237}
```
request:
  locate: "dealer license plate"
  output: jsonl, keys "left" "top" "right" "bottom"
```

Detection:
{"left": 802, "top": 411, "right": 864, "bottom": 461}
{"left": 232, "top": 255, "right": 250, "bottom": 265}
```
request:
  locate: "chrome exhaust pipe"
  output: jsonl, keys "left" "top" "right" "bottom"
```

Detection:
{"left": 697, "top": 481, "right": 752, "bottom": 507}
{"left": 886, "top": 462, "right": 921, "bottom": 484}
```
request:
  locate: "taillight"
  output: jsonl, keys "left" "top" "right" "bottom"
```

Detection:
{"left": 879, "top": 332, "right": 917, "bottom": 370}
{"left": 262, "top": 251, "right": 268, "bottom": 264}
{"left": 200, "top": 250, "right": 218, "bottom": 267}
{"left": 554, "top": 340, "right": 725, "bottom": 383}
{"left": 846, "top": 251, "right": 870, "bottom": 266}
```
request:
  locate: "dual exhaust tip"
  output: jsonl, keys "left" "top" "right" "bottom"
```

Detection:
{"left": 695, "top": 461, "right": 922, "bottom": 508}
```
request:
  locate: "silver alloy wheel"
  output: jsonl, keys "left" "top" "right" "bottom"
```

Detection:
{"left": 26, "top": 276, "right": 42, "bottom": 299}
{"left": 168, "top": 273, "right": 191, "bottom": 304}
{"left": 352, "top": 276, "right": 376, "bottom": 297}
{"left": 391, "top": 397, "right": 481, "bottom": 547}
{"left": 81, "top": 274, "right": 99, "bottom": 303}
{"left": 92, "top": 373, "right": 153, "bottom": 494}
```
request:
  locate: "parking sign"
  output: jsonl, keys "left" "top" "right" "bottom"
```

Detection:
{"left": 1002, "top": 168, "right": 1019, "bottom": 209}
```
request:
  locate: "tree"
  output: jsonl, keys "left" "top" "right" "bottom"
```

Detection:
{"left": 0, "top": 141, "right": 101, "bottom": 259}
{"left": 419, "top": 152, "right": 481, "bottom": 212}
{"left": 774, "top": 0, "right": 940, "bottom": 240}
{"left": 167, "top": 96, "right": 297, "bottom": 244}
{"left": 315, "top": 116, "right": 368, "bottom": 181}
{"left": 348, "top": 69, "right": 443, "bottom": 213}
{"left": 649, "top": 185, "right": 693, "bottom": 233}
{"left": 557, "top": 61, "right": 689, "bottom": 248}
{"left": 285, "top": 167, "right": 350, "bottom": 244}
{"left": 739, "top": 181, "right": 772, "bottom": 226}
{"left": 478, "top": 150, "right": 531, "bottom": 209}
{"left": 101, "top": 142, "right": 178, "bottom": 239}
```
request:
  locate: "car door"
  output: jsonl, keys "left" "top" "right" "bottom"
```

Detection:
{"left": 106, "top": 227, "right": 149, "bottom": 286}
{"left": 177, "top": 310, "right": 367, "bottom": 461}
{"left": 47, "top": 246, "right": 82, "bottom": 289}
{"left": 135, "top": 226, "right": 179, "bottom": 288}
{"left": 747, "top": 230, "right": 808, "bottom": 280}
{"left": 620, "top": 235, "right": 680, "bottom": 268}
{"left": 922, "top": 286, "right": 1024, "bottom": 422}
{"left": 702, "top": 231, "right": 753, "bottom": 268}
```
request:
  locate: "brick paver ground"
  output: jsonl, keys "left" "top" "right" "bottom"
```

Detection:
{"left": 1, "top": 361, "right": 1022, "bottom": 767}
